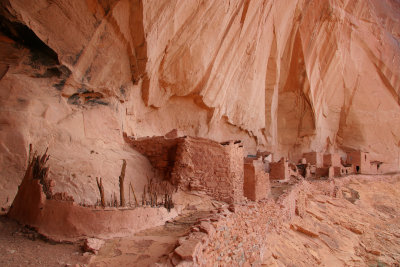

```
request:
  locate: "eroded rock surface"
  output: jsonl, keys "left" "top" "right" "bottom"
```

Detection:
{"left": 78, "top": 175, "right": 400, "bottom": 266}
{"left": 262, "top": 176, "right": 400, "bottom": 266}
{"left": 0, "top": 0, "right": 399, "bottom": 206}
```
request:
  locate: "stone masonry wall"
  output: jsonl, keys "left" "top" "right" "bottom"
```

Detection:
{"left": 303, "top": 152, "right": 324, "bottom": 167}
{"left": 171, "top": 138, "right": 243, "bottom": 203}
{"left": 269, "top": 158, "right": 289, "bottom": 180}
{"left": 244, "top": 159, "right": 270, "bottom": 201}
{"left": 323, "top": 153, "right": 341, "bottom": 167}
{"left": 226, "top": 142, "right": 245, "bottom": 203}
{"left": 347, "top": 152, "right": 371, "bottom": 174}
{"left": 127, "top": 135, "right": 244, "bottom": 203}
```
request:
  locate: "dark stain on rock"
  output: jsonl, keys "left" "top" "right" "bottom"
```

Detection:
{"left": 54, "top": 79, "right": 66, "bottom": 91}
{"left": 72, "top": 49, "right": 83, "bottom": 65}
{"left": 67, "top": 90, "right": 108, "bottom": 106}
{"left": 67, "top": 93, "right": 81, "bottom": 105}
{"left": 17, "top": 98, "right": 27, "bottom": 104}
{"left": 86, "top": 99, "right": 108, "bottom": 106}
{"left": 119, "top": 85, "right": 126, "bottom": 96}
{"left": 83, "top": 66, "right": 92, "bottom": 83}
{"left": 51, "top": 65, "right": 71, "bottom": 90}
{"left": 343, "top": 188, "right": 360, "bottom": 204}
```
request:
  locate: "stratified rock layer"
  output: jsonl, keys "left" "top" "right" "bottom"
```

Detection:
{"left": 0, "top": 0, "right": 399, "bottom": 203}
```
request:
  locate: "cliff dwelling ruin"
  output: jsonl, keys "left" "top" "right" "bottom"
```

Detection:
{"left": 1, "top": 0, "right": 400, "bottom": 266}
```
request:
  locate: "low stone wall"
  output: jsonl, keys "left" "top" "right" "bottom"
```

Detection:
{"left": 31, "top": 200, "right": 177, "bottom": 241}
{"left": 8, "top": 170, "right": 177, "bottom": 242}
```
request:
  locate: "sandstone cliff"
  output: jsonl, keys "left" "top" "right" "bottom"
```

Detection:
{"left": 0, "top": 0, "right": 399, "bottom": 204}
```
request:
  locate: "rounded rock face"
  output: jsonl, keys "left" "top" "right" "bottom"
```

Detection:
{"left": 0, "top": 0, "right": 400, "bottom": 203}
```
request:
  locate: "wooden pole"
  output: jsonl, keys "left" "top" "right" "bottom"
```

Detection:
{"left": 130, "top": 182, "right": 139, "bottom": 207}
{"left": 142, "top": 186, "right": 146, "bottom": 206}
{"left": 96, "top": 177, "right": 105, "bottom": 207}
{"left": 119, "top": 159, "right": 127, "bottom": 207}
{"left": 28, "top": 144, "right": 32, "bottom": 164}
{"left": 128, "top": 182, "right": 131, "bottom": 206}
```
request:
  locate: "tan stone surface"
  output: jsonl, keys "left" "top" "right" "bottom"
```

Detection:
{"left": 0, "top": 0, "right": 400, "bottom": 204}
{"left": 262, "top": 176, "right": 400, "bottom": 266}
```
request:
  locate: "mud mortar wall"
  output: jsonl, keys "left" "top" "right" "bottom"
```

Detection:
{"left": 8, "top": 168, "right": 178, "bottom": 242}
{"left": 269, "top": 160, "right": 289, "bottom": 181}
{"left": 244, "top": 159, "right": 270, "bottom": 201}
{"left": 32, "top": 202, "right": 178, "bottom": 241}
{"left": 323, "top": 153, "right": 341, "bottom": 167}
{"left": 226, "top": 142, "right": 245, "bottom": 203}
{"left": 171, "top": 138, "right": 244, "bottom": 203}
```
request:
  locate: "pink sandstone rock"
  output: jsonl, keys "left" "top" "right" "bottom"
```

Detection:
{"left": 82, "top": 238, "right": 105, "bottom": 255}
{"left": 0, "top": 0, "right": 399, "bottom": 214}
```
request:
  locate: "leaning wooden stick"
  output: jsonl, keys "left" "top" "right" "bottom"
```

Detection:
{"left": 142, "top": 186, "right": 146, "bottom": 206}
{"left": 114, "top": 192, "right": 118, "bottom": 207}
{"left": 96, "top": 177, "right": 105, "bottom": 207}
{"left": 128, "top": 182, "right": 131, "bottom": 206}
{"left": 130, "top": 182, "right": 139, "bottom": 206}
{"left": 119, "top": 159, "right": 126, "bottom": 207}
{"left": 28, "top": 144, "right": 32, "bottom": 164}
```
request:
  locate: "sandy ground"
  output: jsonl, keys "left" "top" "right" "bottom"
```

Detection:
{"left": 0, "top": 215, "right": 88, "bottom": 267}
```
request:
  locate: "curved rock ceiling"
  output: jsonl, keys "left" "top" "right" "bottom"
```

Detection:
{"left": 0, "top": 0, "right": 399, "bottom": 203}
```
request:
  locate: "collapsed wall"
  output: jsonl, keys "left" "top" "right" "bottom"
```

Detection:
{"left": 168, "top": 180, "right": 312, "bottom": 266}
{"left": 167, "top": 174, "right": 400, "bottom": 266}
